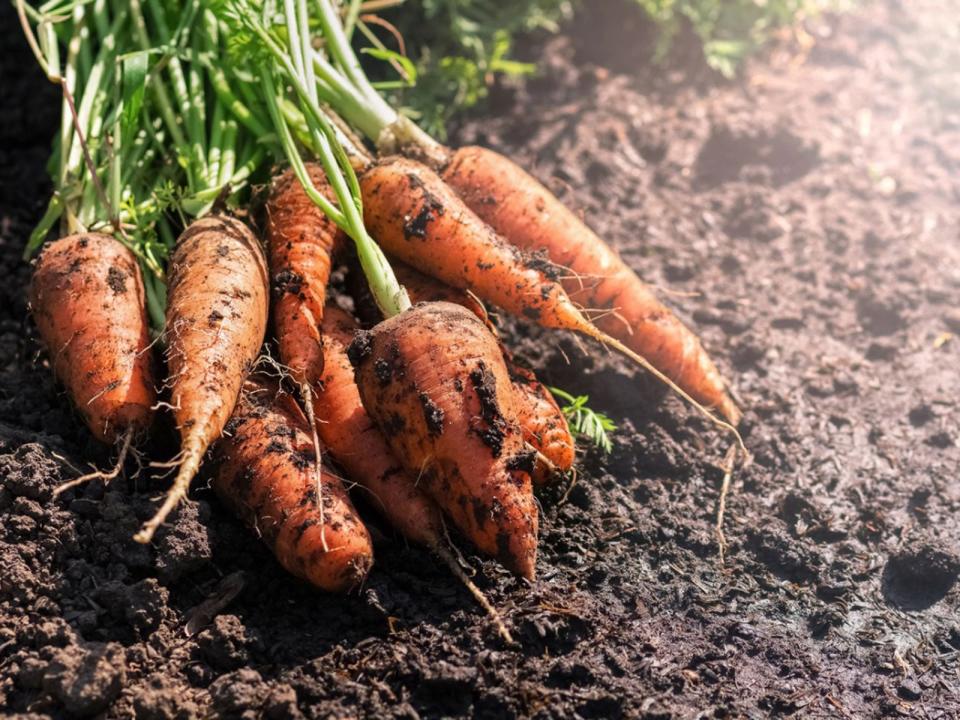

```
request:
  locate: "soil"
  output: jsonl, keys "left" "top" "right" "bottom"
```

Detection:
{"left": 2, "top": 0, "right": 960, "bottom": 717}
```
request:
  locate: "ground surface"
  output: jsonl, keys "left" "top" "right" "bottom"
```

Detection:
{"left": 2, "top": 1, "right": 960, "bottom": 718}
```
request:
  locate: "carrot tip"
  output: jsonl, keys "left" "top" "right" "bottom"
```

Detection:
{"left": 133, "top": 445, "right": 202, "bottom": 544}
{"left": 53, "top": 429, "right": 135, "bottom": 498}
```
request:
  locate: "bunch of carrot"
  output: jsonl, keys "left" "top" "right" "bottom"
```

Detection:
{"left": 20, "top": 0, "right": 741, "bottom": 640}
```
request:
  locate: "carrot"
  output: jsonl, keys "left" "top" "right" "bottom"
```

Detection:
{"left": 266, "top": 163, "right": 346, "bottom": 548}
{"left": 317, "top": 303, "right": 515, "bottom": 639}
{"left": 441, "top": 146, "right": 741, "bottom": 424}
{"left": 266, "top": 163, "right": 344, "bottom": 388}
{"left": 29, "top": 233, "right": 155, "bottom": 446}
{"left": 360, "top": 157, "right": 742, "bottom": 444}
{"left": 212, "top": 377, "right": 373, "bottom": 592}
{"left": 505, "top": 359, "right": 575, "bottom": 484}
{"left": 383, "top": 262, "right": 573, "bottom": 483}
{"left": 316, "top": 304, "right": 443, "bottom": 547}
{"left": 134, "top": 214, "right": 269, "bottom": 544}
{"left": 349, "top": 301, "right": 539, "bottom": 580}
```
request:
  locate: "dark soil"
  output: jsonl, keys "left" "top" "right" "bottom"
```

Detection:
{"left": 3, "top": 0, "right": 960, "bottom": 717}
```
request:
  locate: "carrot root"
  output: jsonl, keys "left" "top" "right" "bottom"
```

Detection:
{"left": 432, "top": 542, "right": 515, "bottom": 645}
{"left": 577, "top": 320, "right": 745, "bottom": 452}
{"left": 133, "top": 438, "right": 203, "bottom": 544}
{"left": 300, "top": 384, "right": 329, "bottom": 553}
{"left": 53, "top": 428, "right": 135, "bottom": 498}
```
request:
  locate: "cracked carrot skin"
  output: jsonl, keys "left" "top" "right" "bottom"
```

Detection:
{"left": 387, "top": 262, "right": 574, "bottom": 484}
{"left": 213, "top": 378, "right": 373, "bottom": 592}
{"left": 266, "top": 164, "right": 344, "bottom": 386}
{"left": 441, "top": 146, "right": 740, "bottom": 424}
{"left": 349, "top": 301, "right": 539, "bottom": 580}
{"left": 316, "top": 303, "right": 444, "bottom": 549}
{"left": 29, "top": 233, "right": 155, "bottom": 443}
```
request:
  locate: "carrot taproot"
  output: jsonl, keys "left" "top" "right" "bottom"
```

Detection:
{"left": 212, "top": 377, "right": 373, "bottom": 592}
{"left": 361, "top": 157, "right": 583, "bottom": 332}
{"left": 134, "top": 214, "right": 269, "bottom": 544}
{"left": 349, "top": 301, "right": 539, "bottom": 580}
{"left": 318, "top": 302, "right": 515, "bottom": 640}
{"left": 360, "top": 157, "right": 742, "bottom": 444}
{"left": 266, "top": 163, "right": 344, "bottom": 388}
{"left": 29, "top": 233, "right": 156, "bottom": 445}
{"left": 441, "top": 146, "right": 740, "bottom": 424}
{"left": 266, "top": 163, "right": 346, "bottom": 549}
{"left": 504, "top": 358, "right": 575, "bottom": 484}
{"left": 384, "top": 261, "right": 573, "bottom": 483}
{"left": 316, "top": 303, "right": 444, "bottom": 548}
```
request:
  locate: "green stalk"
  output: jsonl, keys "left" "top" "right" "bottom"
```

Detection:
{"left": 261, "top": 57, "right": 407, "bottom": 317}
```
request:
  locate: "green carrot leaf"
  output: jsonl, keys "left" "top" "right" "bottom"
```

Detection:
{"left": 361, "top": 47, "right": 418, "bottom": 86}
{"left": 550, "top": 387, "right": 617, "bottom": 454}
{"left": 120, "top": 50, "right": 150, "bottom": 135}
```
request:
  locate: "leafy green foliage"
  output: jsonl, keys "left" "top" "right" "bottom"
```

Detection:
{"left": 633, "top": 0, "right": 840, "bottom": 77}
{"left": 382, "top": 0, "right": 573, "bottom": 137}
{"left": 385, "top": 0, "right": 844, "bottom": 133}
{"left": 550, "top": 388, "right": 616, "bottom": 454}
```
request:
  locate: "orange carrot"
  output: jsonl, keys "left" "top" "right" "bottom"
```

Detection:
{"left": 505, "top": 358, "right": 575, "bottom": 484}
{"left": 360, "top": 157, "right": 741, "bottom": 443}
{"left": 361, "top": 157, "right": 584, "bottom": 332}
{"left": 384, "top": 261, "right": 573, "bottom": 483}
{"left": 317, "top": 302, "right": 516, "bottom": 640}
{"left": 29, "top": 233, "right": 155, "bottom": 444}
{"left": 441, "top": 146, "right": 740, "bottom": 424}
{"left": 212, "top": 378, "right": 373, "bottom": 592}
{"left": 316, "top": 303, "right": 444, "bottom": 549}
{"left": 349, "top": 301, "right": 539, "bottom": 580}
{"left": 266, "top": 164, "right": 344, "bottom": 387}
{"left": 135, "top": 214, "right": 269, "bottom": 543}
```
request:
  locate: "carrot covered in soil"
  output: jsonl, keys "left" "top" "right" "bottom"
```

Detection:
{"left": 360, "top": 157, "right": 741, "bottom": 444}
{"left": 316, "top": 304, "right": 443, "bottom": 548}
{"left": 441, "top": 146, "right": 740, "bottom": 424}
{"left": 506, "top": 360, "right": 575, "bottom": 484}
{"left": 29, "top": 233, "right": 156, "bottom": 445}
{"left": 382, "top": 262, "right": 574, "bottom": 483}
{"left": 135, "top": 215, "right": 269, "bottom": 544}
{"left": 213, "top": 378, "right": 373, "bottom": 592}
{"left": 266, "top": 163, "right": 344, "bottom": 387}
{"left": 349, "top": 301, "right": 540, "bottom": 580}
{"left": 318, "top": 303, "right": 516, "bottom": 640}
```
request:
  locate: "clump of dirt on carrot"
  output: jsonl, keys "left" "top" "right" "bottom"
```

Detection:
{"left": 213, "top": 377, "right": 373, "bottom": 592}
{"left": 29, "top": 233, "right": 156, "bottom": 444}
{"left": 135, "top": 215, "right": 268, "bottom": 544}
{"left": 349, "top": 301, "right": 540, "bottom": 580}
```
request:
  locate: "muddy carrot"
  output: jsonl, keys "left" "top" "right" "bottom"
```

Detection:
{"left": 266, "top": 163, "right": 344, "bottom": 387}
{"left": 316, "top": 303, "right": 444, "bottom": 548}
{"left": 349, "top": 301, "right": 539, "bottom": 580}
{"left": 29, "top": 233, "right": 155, "bottom": 445}
{"left": 317, "top": 302, "right": 515, "bottom": 639}
{"left": 135, "top": 214, "right": 269, "bottom": 543}
{"left": 382, "top": 261, "right": 573, "bottom": 483}
{"left": 213, "top": 377, "right": 373, "bottom": 592}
